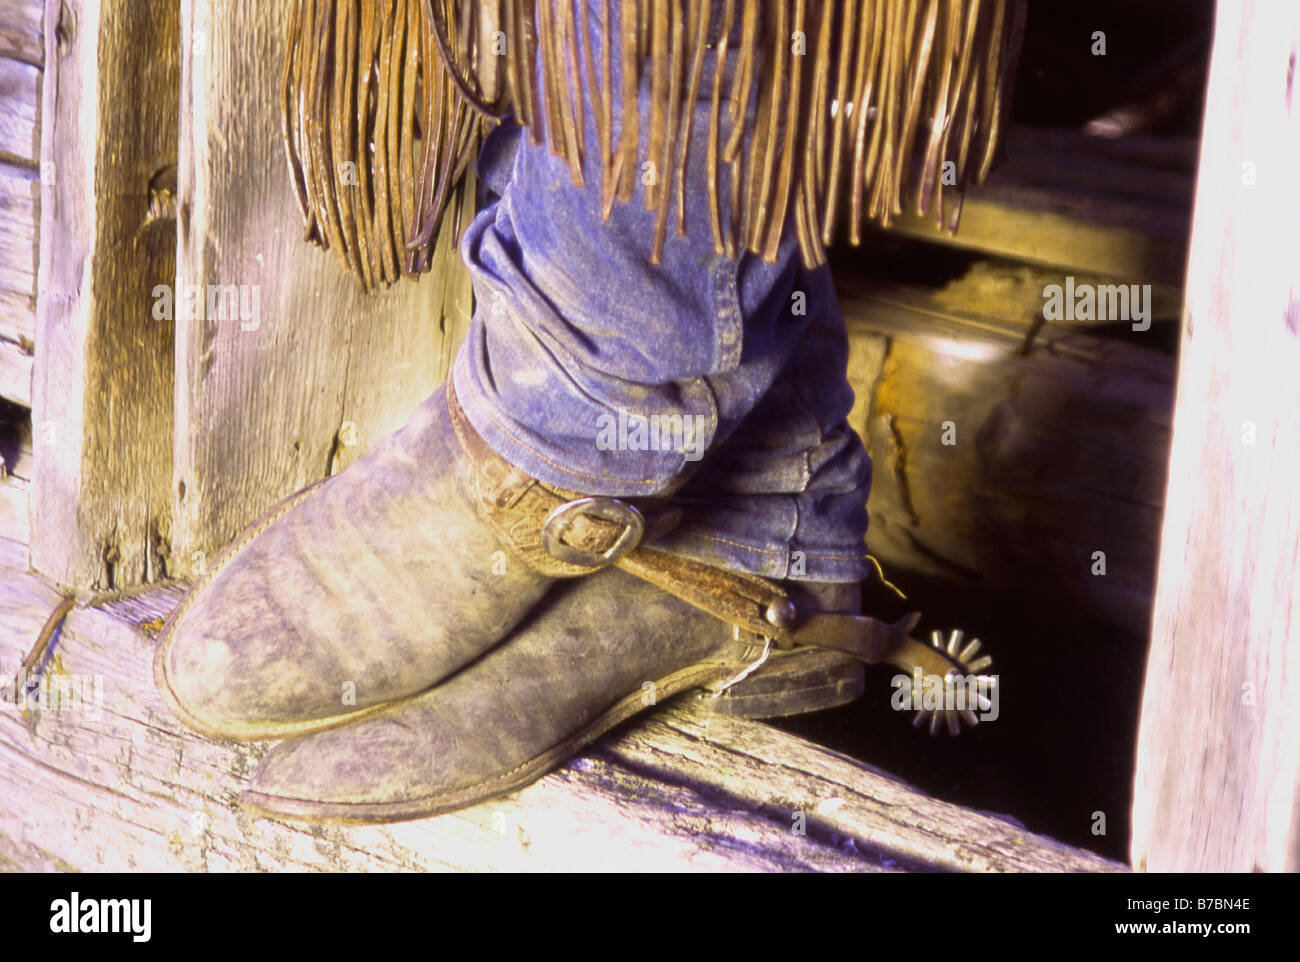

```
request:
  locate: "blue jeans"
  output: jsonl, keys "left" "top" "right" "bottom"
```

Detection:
{"left": 452, "top": 3, "right": 872, "bottom": 583}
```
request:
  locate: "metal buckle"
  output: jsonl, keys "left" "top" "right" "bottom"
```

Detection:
{"left": 541, "top": 497, "right": 645, "bottom": 568}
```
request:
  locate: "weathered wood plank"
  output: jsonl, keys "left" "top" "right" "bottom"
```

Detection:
{"left": 0, "top": 288, "right": 34, "bottom": 346}
{"left": 841, "top": 267, "right": 1175, "bottom": 638}
{"left": 0, "top": 556, "right": 1122, "bottom": 872}
{"left": 891, "top": 125, "right": 1194, "bottom": 287}
{"left": 0, "top": 111, "right": 39, "bottom": 392}
{"left": 0, "top": 4, "right": 43, "bottom": 410}
{"left": 0, "top": 56, "right": 39, "bottom": 164}
{"left": 0, "top": 533, "right": 30, "bottom": 572}
{"left": 0, "top": 0, "right": 44, "bottom": 68}
{"left": 0, "top": 161, "right": 38, "bottom": 339}
{"left": 171, "top": 0, "right": 474, "bottom": 579}
{"left": 31, "top": 0, "right": 178, "bottom": 588}
{"left": 1131, "top": 1, "right": 1300, "bottom": 872}
{"left": 606, "top": 709, "right": 1123, "bottom": 872}
{"left": 0, "top": 340, "right": 30, "bottom": 408}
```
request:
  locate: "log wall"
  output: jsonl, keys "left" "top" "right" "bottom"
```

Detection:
{"left": 169, "top": 0, "right": 474, "bottom": 581}
{"left": 30, "top": 0, "right": 179, "bottom": 588}
{"left": 0, "top": 0, "right": 43, "bottom": 408}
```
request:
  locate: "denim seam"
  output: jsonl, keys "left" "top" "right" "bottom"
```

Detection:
{"left": 670, "top": 528, "right": 872, "bottom": 562}
{"left": 689, "top": 375, "right": 721, "bottom": 463}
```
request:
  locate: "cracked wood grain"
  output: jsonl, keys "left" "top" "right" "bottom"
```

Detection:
{"left": 31, "top": 0, "right": 178, "bottom": 588}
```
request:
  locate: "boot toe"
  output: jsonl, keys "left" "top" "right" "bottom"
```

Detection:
{"left": 153, "top": 383, "right": 555, "bottom": 740}
{"left": 155, "top": 534, "right": 374, "bottom": 739}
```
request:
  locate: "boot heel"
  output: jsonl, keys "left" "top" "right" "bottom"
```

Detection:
{"left": 689, "top": 648, "right": 864, "bottom": 720}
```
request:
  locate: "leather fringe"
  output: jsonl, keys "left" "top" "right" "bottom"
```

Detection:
{"left": 283, "top": 0, "right": 1026, "bottom": 292}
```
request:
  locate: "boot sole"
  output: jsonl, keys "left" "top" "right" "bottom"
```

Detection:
{"left": 689, "top": 648, "right": 865, "bottom": 719}
{"left": 242, "top": 646, "right": 864, "bottom": 824}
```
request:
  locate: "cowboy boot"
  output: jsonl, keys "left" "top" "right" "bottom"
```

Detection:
{"left": 241, "top": 564, "right": 844, "bottom": 822}
{"left": 154, "top": 379, "right": 672, "bottom": 741}
{"left": 242, "top": 552, "right": 994, "bottom": 824}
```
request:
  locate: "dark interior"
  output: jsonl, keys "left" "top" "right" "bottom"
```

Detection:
{"left": 775, "top": 0, "right": 1215, "bottom": 864}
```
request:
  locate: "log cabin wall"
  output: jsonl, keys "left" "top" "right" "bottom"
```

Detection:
{"left": 170, "top": 0, "right": 474, "bottom": 584}
{"left": 30, "top": 0, "right": 179, "bottom": 589}
{"left": 22, "top": 0, "right": 473, "bottom": 588}
{"left": 0, "top": 0, "right": 41, "bottom": 547}
{"left": 0, "top": 0, "right": 42, "bottom": 408}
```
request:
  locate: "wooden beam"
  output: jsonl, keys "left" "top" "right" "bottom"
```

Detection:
{"left": 0, "top": 0, "right": 44, "bottom": 69}
{"left": 0, "top": 161, "right": 39, "bottom": 358}
{"left": 31, "top": 0, "right": 179, "bottom": 588}
{"left": 890, "top": 126, "right": 1195, "bottom": 288}
{"left": 0, "top": 54, "right": 39, "bottom": 164}
{"left": 840, "top": 267, "right": 1176, "bottom": 639}
{"left": 0, "top": 343, "right": 30, "bottom": 411}
{"left": 0, "top": 0, "right": 42, "bottom": 408}
{"left": 171, "top": 0, "right": 473, "bottom": 579}
{"left": 0, "top": 548, "right": 1123, "bottom": 872}
{"left": 1131, "top": 0, "right": 1300, "bottom": 872}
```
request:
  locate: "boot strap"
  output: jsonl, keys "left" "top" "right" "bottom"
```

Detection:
{"left": 448, "top": 381, "right": 941, "bottom": 671}
{"left": 623, "top": 546, "right": 992, "bottom": 689}
{"left": 448, "top": 380, "right": 682, "bottom": 577}
{"left": 618, "top": 546, "right": 933, "bottom": 671}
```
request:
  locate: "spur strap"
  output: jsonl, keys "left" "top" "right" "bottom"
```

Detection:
{"left": 448, "top": 380, "right": 938, "bottom": 673}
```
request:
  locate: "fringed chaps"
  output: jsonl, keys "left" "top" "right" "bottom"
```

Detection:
{"left": 283, "top": 0, "right": 1027, "bottom": 293}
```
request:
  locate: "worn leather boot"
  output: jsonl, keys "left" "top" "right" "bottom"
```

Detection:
{"left": 242, "top": 554, "right": 991, "bottom": 824}
{"left": 241, "top": 565, "right": 849, "bottom": 821}
{"left": 155, "top": 380, "right": 656, "bottom": 741}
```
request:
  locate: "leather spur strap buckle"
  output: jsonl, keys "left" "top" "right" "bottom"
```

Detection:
{"left": 448, "top": 379, "right": 676, "bottom": 578}
{"left": 541, "top": 497, "right": 645, "bottom": 568}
